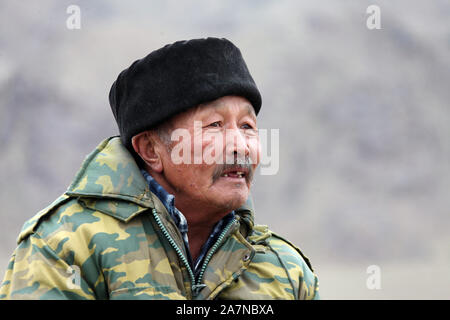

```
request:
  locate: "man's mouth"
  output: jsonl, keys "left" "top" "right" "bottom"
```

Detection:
{"left": 219, "top": 166, "right": 249, "bottom": 179}
{"left": 212, "top": 161, "right": 254, "bottom": 184}
{"left": 221, "top": 171, "right": 246, "bottom": 179}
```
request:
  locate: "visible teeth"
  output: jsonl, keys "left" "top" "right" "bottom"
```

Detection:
{"left": 222, "top": 172, "right": 245, "bottom": 178}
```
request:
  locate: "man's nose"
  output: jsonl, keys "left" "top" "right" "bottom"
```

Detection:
{"left": 224, "top": 127, "right": 250, "bottom": 163}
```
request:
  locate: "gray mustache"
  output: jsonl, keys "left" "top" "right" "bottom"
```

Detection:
{"left": 212, "top": 158, "right": 254, "bottom": 184}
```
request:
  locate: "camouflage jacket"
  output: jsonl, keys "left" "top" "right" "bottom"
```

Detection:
{"left": 0, "top": 137, "right": 319, "bottom": 300}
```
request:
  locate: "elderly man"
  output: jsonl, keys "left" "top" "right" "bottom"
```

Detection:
{"left": 0, "top": 38, "right": 319, "bottom": 300}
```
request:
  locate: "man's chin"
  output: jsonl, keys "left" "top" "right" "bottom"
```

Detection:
{"left": 214, "top": 192, "right": 248, "bottom": 213}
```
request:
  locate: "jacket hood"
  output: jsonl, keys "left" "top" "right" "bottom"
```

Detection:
{"left": 66, "top": 137, "right": 256, "bottom": 227}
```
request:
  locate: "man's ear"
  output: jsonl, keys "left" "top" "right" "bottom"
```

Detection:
{"left": 131, "top": 131, "right": 164, "bottom": 173}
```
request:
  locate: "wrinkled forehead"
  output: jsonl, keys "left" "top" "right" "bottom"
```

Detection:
{"left": 201, "top": 97, "right": 256, "bottom": 117}
{"left": 180, "top": 96, "right": 256, "bottom": 122}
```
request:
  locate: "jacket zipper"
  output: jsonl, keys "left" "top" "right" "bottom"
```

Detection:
{"left": 195, "top": 217, "right": 236, "bottom": 289}
{"left": 151, "top": 208, "right": 236, "bottom": 298}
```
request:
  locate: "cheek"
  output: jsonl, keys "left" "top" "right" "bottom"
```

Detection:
{"left": 162, "top": 150, "right": 194, "bottom": 186}
{"left": 248, "top": 137, "right": 261, "bottom": 166}
{"left": 170, "top": 163, "right": 215, "bottom": 192}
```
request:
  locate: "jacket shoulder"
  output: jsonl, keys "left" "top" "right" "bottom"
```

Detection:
{"left": 246, "top": 225, "right": 319, "bottom": 299}
{"left": 267, "top": 231, "right": 315, "bottom": 273}
{"left": 17, "top": 195, "right": 114, "bottom": 245}
{"left": 248, "top": 224, "right": 314, "bottom": 272}
{"left": 17, "top": 194, "right": 71, "bottom": 244}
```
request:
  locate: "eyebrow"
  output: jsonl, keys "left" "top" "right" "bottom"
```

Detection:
{"left": 244, "top": 104, "right": 257, "bottom": 118}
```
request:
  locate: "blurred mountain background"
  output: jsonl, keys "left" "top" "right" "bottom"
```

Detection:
{"left": 0, "top": 0, "right": 449, "bottom": 299}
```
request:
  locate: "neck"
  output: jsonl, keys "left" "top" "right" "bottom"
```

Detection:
{"left": 148, "top": 169, "right": 230, "bottom": 261}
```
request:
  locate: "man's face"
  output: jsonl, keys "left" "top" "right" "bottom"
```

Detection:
{"left": 158, "top": 95, "right": 260, "bottom": 215}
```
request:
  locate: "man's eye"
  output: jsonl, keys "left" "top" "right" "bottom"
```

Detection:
{"left": 208, "top": 121, "right": 221, "bottom": 128}
{"left": 241, "top": 123, "right": 254, "bottom": 129}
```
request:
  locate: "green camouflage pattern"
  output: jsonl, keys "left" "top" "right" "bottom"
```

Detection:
{"left": 0, "top": 137, "right": 319, "bottom": 300}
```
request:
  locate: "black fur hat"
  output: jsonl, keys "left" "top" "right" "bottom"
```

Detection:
{"left": 109, "top": 37, "right": 262, "bottom": 152}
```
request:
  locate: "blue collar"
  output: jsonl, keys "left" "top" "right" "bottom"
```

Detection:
{"left": 141, "top": 169, "right": 188, "bottom": 234}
